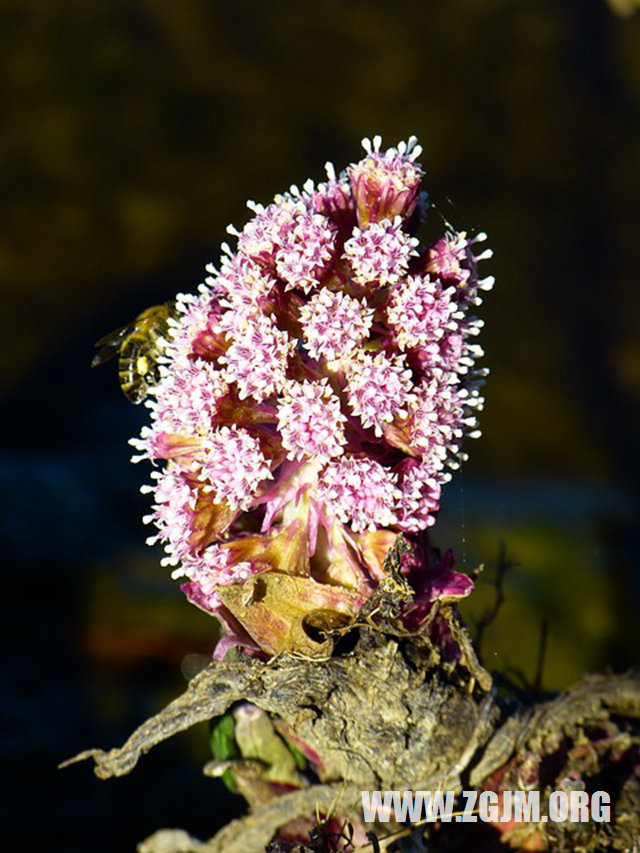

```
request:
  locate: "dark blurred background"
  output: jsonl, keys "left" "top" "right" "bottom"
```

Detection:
{"left": 2, "top": 0, "right": 639, "bottom": 849}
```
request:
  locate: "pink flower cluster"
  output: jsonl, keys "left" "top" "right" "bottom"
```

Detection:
{"left": 130, "top": 135, "right": 493, "bottom": 652}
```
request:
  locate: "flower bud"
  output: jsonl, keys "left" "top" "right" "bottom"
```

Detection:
{"left": 348, "top": 135, "right": 424, "bottom": 227}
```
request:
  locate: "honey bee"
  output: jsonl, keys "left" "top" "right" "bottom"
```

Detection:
{"left": 91, "top": 302, "right": 174, "bottom": 403}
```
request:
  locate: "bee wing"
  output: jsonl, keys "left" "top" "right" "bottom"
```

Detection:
{"left": 91, "top": 324, "right": 132, "bottom": 368}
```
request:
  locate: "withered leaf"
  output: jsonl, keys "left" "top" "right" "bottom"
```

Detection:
{"left": 218, "top": 572, "right": 364, "bottom": 658}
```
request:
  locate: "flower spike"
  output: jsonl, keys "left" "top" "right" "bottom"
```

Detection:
{"left": 129, "top": 136, "right": 492, "bottom": 656}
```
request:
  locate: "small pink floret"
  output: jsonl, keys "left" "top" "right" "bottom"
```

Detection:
{"left": 211, "top": 252, "right": 275, "bottom": 317}
{"left": 275, "top": 212, "right": 337, "bottom": 293}
{"left": 343, "top": 217, "right": 418, "bottom": 288}
{"left": 298, "top": 289, "right": 373, "bottom": 361}
{"left": 277, "top": 380, "right": 346, "bottom": 461}
{"left": 220, "top": 314, "right": 294, "bottom": 401}
{"left": 317, "top": 455, "right": 400, "bottom": 533}
{"left": 386, "top": 275, "right": 459, "bottom": 351}
{"left": 236, "top": 197, "right": 303, "bottom": 267}
{"left": 144, "top": 469, "right": 197, "bottom": 566}
{"left": 344, "top": 350, "right": 416, "bottom": 436}
{"left": 198, "top": 426, "right": 272, "bottom": 510}
{"left": 150, "top": 359, "right": 228, "bottom": 436}
{"left": 395, "top": 460, "right": 442, "bottom": 532}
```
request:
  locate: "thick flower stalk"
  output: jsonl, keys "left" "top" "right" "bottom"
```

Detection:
{"left": 130, "top": 135, "right": 493, "bottom": 658}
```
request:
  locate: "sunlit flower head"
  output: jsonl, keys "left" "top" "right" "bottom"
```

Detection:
{"left": 130, "top": 135, "right": 492, "bottom": 656}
